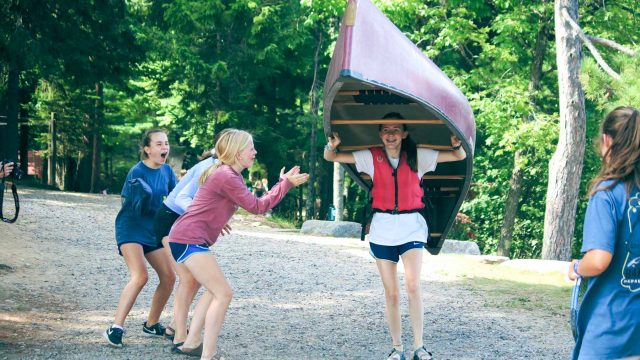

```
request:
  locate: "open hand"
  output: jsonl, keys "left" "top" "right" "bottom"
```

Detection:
{"left": 282, "top": 165, "right": 309, "bottom": 187}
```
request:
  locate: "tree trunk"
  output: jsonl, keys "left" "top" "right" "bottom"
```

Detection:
{"left": 4, "top": 66, "right": 20, "bottom": 161}
{"left": 497, "top": 14, "right": 550, "bottom": 257}
{"left": 48, "top": 112, "right": 57, "bottom": 187}
{"left": 333, "top": 163, "right": 345, "bottom": 221}
{"left": 90, "top": 82, "right": 103, "bottom": 193}
{"left": 305, "top": 30, "right": 323, "bottom": 220}
{"left": 497, "top": 152, "right": 524, "bottom": 257}
{"left": 542, "top": 0, "right": 586, "bottom": 260}
{"left": 19, "top": 108, "right": 29, "bottom": 175}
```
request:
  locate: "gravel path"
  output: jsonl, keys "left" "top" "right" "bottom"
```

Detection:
{"left": 0, "top": 187, "right": 573, "bottom": 359}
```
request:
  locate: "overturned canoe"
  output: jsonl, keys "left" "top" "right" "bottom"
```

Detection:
{"left": 323, "top": 0, "right": 476, "bottom": 255}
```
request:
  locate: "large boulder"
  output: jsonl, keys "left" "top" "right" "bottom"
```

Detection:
{"left": 499, "top": 259, "right": 570, "bottom": 274}
{"left": 439, "top": 239, "right": 481, "bottom": 255}
{"left": 300, "top": 220, "right": 362, "bottom": 238}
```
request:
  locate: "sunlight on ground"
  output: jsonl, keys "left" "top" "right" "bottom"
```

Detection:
{"left": 424, "top": 254, "right": 570, "bottom": 288}
{"left": 0, "top": 313, "right": 28, "bottom": 322}
{"left": 234, "top": 228, "right": 574, "bottom": 314}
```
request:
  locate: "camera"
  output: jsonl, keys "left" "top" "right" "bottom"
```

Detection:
{"left": 2, "top": 160, "right": 24, "bottom": 181}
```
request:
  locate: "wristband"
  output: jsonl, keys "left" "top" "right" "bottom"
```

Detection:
{"left": 324, "top": 144, "right": 338, "bottom": 153}
{"left": 452, "top": 144, "right": 462, "bottom": 151}
{"left": 573, "top": 260, "right": 583, "bottom": 279}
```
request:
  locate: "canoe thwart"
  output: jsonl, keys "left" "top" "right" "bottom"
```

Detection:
{"left": 340, "top": 144, "right": 455, "bottom": 151}
{"left": 360, "top": 174, "right": 465, "bottom": 181}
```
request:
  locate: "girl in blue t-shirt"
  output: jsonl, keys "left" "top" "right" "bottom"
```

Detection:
{"left": 104, "top": 129, "right": 178, "bottom": 348}
{"left": 568, "top": 106, "right": 640, "bottom": 359}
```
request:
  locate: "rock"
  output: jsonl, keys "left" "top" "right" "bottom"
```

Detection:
{"left": 474, "top": 255, "right": 510, "bottom": 264}
{"left": 300, "top": 220, "right": 362, "bottom": 238}
{"left": 439, "top": 239, "right": 481, "bottom": 255}
{"left": 500, "top": 259, "right": 571, "bottom": 274}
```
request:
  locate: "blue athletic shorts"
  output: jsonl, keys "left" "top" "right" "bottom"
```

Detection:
{"left": 369, "top": 241, "right": 424, "bottom": 263}
{"left": 118, "top": 242, "right": 163, "bottom": 256}
{"left": 169, "top": 242, "right": 210, "bottom": 263}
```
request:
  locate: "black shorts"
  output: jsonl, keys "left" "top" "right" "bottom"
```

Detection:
{"left": 153, "top": 203, "right": 181, "bottom": 244}
{"left": 118, "top": 242, "right": 163, "bottom": 256}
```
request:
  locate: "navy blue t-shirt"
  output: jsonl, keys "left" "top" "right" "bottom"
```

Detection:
{"left": 115, "top": 161, "right": 177, "bottom": 247}
{"left": 573, "top": 180, "right": 640, "bottom": 359}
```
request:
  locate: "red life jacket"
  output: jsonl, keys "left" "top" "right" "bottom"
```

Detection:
{"left": 370, "top": 147, "right": 423, "bottom": 212}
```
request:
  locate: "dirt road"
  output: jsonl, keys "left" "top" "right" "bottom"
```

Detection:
{"left": 0, "top": 188, "right": 573, "bottom": 359}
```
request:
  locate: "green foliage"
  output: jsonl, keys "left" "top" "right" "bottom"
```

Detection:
{"left": 5, "top": 0, "right": 640, "bottom": 251}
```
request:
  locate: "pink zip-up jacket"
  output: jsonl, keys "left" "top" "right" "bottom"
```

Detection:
{"left": 169, "top": 164, "right": 294, "bottom": 246}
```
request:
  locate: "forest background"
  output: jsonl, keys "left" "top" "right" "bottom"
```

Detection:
{"left": 1, "top": 0, "right": 639, "bottom": 260}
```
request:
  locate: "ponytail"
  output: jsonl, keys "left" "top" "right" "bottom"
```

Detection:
{"left": 588, "top": 107, "right": 640, "bottom": 196}
{"left": 401, "top": 135, "right": 418, "bottom": 172}
{"left": 199, "top": 162, "right": 223, "bottom": 186}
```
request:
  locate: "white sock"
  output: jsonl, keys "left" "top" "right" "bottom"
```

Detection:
{"left": 393, "top": 344, "right": 404, "bottom": 352}
{"left": 111, "top": 324, "right": 123, "bottom": 330}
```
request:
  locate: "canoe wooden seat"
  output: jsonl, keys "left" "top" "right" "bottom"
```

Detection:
{"left": 360, "top": 174, "right": 464, "bottom": 181}
{"left": 339, "top": 143, "right": 453, "bottom": 152}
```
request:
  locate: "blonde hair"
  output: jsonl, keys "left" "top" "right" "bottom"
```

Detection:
{"left": 199, "top": 129, "right": 253, "bottom": 185}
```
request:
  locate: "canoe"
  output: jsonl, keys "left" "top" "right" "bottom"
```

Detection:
{"left": 323, "top": 0, "right": 476, "bottom": 255}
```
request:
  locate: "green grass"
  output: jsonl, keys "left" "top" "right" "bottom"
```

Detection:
{"left": 427, "top": 254, "right": 573, "bottom": 314}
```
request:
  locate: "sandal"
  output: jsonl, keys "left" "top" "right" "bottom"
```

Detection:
{"left": 203, "top": 352, "right": 226, "bottom": 360}
{"left": 387, "top": 348, "right": 406, "bottom": 360}
{"left": 164, "top": 326, "right": 175, "bottom": 341}
{"left": 171, "top": 342, "right": 203, "bottom": 357}
{"left": 412, "top": 346, "right": 433, "bottom": 360}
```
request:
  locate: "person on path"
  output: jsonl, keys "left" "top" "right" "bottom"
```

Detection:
{"left": 568, "top": 106, "right": 640, "bottom": 360}
{"left": 323, "top": 112, "right": 466, "bottom": 360}
{"left": 168, "top": 129, "right": 308, "bottom": 360}
{"left": 104, "top": 129, "right": 177, "bottom": 348}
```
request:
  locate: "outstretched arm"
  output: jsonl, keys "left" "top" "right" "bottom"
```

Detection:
{"left": 323, "top": 132, "right": 356, "bottom": 164}
{"left": 437, "top": 135, "right": 467, "bottom": 163}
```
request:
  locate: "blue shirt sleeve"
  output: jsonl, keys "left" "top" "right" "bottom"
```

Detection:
{"left": 582, "top": 190, "right": 617, "bottom": 254}
{"left": 167, "top": 166, "right": 178, "bottom": 193}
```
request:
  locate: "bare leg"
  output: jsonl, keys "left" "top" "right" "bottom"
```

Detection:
{"left": 173, "top": 263, "right": 201, "bottom": 344}
{"left": 180, "top": 289, "right": 213, "bottom": 348}
{"left": 113, "top": 243, "right": 149, "bottom": 326}
{"left": 376, "top": 259, "right": 402, "bottom": 348}
{"left": 163, "top": 236, "right": 200, "bottom": 343}
{"left": 144, "top": 246, "right": 176, "bottom": 326}
{"left": 400, "top": 248, "right": 424, "bottom": 350}
{"left": 184, "top": 252, "right": 233, "bottom": 359}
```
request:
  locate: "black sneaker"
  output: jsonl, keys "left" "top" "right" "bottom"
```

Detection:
{"left": 104, "top": 325, "right": 124, "bottom": 348}
{"left": 142, "top": 321, "right": 166, "bottom": 336}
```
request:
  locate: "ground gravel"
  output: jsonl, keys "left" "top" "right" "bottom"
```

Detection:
{"left": 0, "top": 187, "right": 573, "bottom": 359}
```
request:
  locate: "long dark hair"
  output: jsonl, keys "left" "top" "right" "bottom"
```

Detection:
{"left": 380, "top": 112, "right": 417, "bottom": 172}
{"left": 588, "top": 106, "right": 640, "bottom": 196}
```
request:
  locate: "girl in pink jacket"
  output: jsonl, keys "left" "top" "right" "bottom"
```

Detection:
{"left": 168, "top": 129, "right": 308, "bottom": 360}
